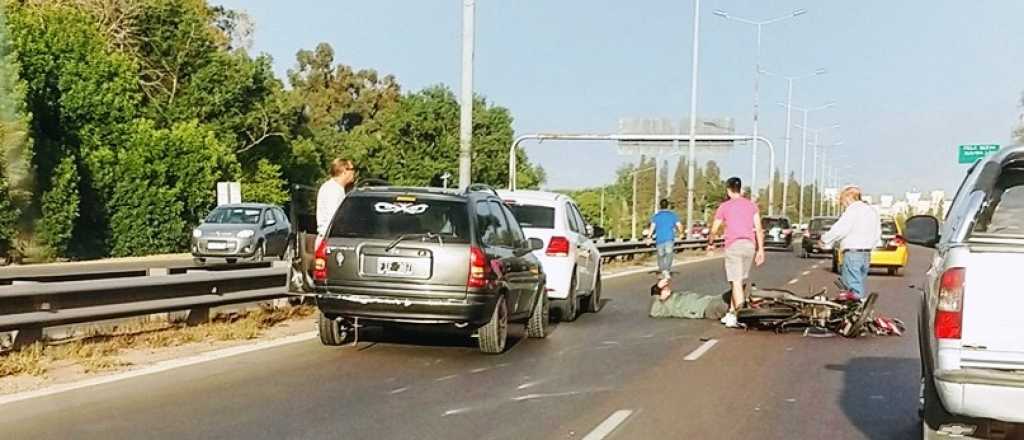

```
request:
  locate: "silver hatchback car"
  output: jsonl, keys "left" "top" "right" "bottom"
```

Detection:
{"left": 191, "top": 203, "right": 292, "bottom": 264}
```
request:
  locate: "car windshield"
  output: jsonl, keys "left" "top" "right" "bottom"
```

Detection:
{"left": 329, "top": 196, "right": 470, "bottom": 241}
{"left": 204, "top": 207, "right": 262, "bottom": 225}
{"left": 506, "top": 205, "right": 555, "bottom": 229}
{"left": 762, "top": 218, "right": 790, "bottom": 229}
{"left": 809, "top": 218, "right": 837, "bottom": 232}
{"left": 881, "top": 220, "right": 898, "bottom": 236}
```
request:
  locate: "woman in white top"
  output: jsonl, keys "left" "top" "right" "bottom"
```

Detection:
{"left": 316, "top": 158, "right": 357, "bottom": 238}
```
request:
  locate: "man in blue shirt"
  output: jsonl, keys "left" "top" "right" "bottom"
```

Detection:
{"left": 648, "top": 199, "right": 684, "bottom": 280}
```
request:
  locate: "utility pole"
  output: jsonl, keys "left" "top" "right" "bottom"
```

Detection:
{"left": 457, "top": 0, "right": 475, "bottom": 190}
{"left": 600, "top": 187, "right": 605, "bottom": 228}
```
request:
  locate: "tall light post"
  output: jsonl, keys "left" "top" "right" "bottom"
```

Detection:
{"left": 457, "top": 0, "right": 475, "bottom": 190}
{"left": 685, "top": 0, "right": 702, "bottom": 233}
{"left": 713, "top": 7, "right": 807, "bottom": 202}
{"left": 814, "top": 141, "right": 843, "bottom": 217}
{"left": 762, "top": 69, "right": 826, "bottom": 219}
{"left": 792, "top": 121, "right": 839, "bottom": 221}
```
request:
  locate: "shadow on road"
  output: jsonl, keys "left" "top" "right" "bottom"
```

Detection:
{"left": 827, "top": 357, "right": 920, "bottom": 440}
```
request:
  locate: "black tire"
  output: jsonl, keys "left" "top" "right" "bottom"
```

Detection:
{"left": 737, "top": 305, "right": 800, "bottom": 321}
{"left": 888, "top": 266, "right": 900, "bottom": 276}
{"left": 252, "top": 243, "right": 265, "bottom": 263}
{"left": 526, "top": 286, "right": 549, "bottom": 339}
{"left": 318, "top": 312, "right": 350, "bottom": 346}
{"left": 560, "top": 274, "right": 580, "bottom": 322}
{"left": 581, "top": 271, "right": 602, "bottom": 314}
{"left": 831, "top": 254, "right": 839, "bottom": 273}
{"left": 478, "top": 296, "right": 509, "bottom": 354}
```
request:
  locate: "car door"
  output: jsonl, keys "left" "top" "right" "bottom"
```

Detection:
{"left": 569, "top": 202, "right": 599, "bottom": 287}
{"left": 564, "top": 202, "right": 592, "bottom": 293}
{"left": 497, "top": 202, "right": 540, "bottom": 314}
{"left": 288, "top": 185, "right": 319, "bottom": 294}
{"left": 476, "top": 201, "right": 519, "bottom": 309}
{"left": 259, "top": 209, "right": 279, "bottom": 255}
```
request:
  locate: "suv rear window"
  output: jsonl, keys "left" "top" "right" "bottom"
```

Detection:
{"left": 329, "top": 196, "right": 471, "bottom": 242}
{"left": 507, "top": 205, "right": 555, "bottom": 229}
{"left": 762, "top": 218, "right": 790, "bottom": 229}
{"left": 809, "top": 218, "right": 836, "bottom": 232}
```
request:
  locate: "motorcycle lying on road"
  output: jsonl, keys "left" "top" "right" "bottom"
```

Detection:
{"left": 734, "top": 281, "right": 901, "bottom": 337}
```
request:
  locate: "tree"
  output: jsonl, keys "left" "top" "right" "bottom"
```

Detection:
{"left": 0, "top": 2, "right": 34, "bottom": 214}
{"left": 0, "top": 170, "right": 17, "bottom": 260}
{"left": 242, "top": 159, "right": 288, "bottom": 206}
{"left": 36, "top": 155, "right": 79, "bottom": 257}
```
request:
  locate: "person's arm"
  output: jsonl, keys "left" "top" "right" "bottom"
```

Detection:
{"left": 820, "top": 211, "right": 853, "bottom": 246}
{"left": 753, "top": 212, "right": 766, "bottom": 266}
{"left": 707, "top": 218, "right": 723, "bottom": 251}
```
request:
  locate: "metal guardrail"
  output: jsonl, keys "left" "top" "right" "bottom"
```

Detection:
{"left": 0, "top": 239, "right": 719, "bottom": 349}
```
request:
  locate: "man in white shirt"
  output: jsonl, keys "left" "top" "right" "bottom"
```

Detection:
{"left": 316, "top": 158, "right": 357, "bottom": 238}
{"left": 820, "top": 185, "right": 881, "bottom": 299}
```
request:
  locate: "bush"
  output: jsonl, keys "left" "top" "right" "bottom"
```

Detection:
{"left": 242, "top": 159, "right": 288, "bottom": 206}
{"left": 36, "top": 155, "right": 79, "bottom": 257}
{"left": 0, "top": 170, "right": 19, "bottom": 259}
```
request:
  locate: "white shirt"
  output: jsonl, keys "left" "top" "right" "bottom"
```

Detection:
{"left": 316, "top": 179, "right": 347, "bottom": 236}
{"left": 821, "top": 201, "right": 882, "bottom": 251}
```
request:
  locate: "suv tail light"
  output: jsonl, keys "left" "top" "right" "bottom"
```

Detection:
{"left": 546, "top": 236, "right": 570, "bottom": 257}
{"left": 936, "top": 267, "right": 965, "bottom": 340}
{"left": 889, "top": 235, "right": 906, "bottom": 247}
{"left": 313, "top": 239, "right": 328, "bottom": 282}
{"left": 468, "top": 246, "right": 488, "bottom": 288}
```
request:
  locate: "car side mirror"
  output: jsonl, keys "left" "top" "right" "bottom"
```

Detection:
{"left": 905, "top": 215, "right": 940, "bottom": 248}
{"left": 528, "top": 237, "right": 544, "bottom": 251}
{"left": 590, "top": 225, "right": 605, "bottom": 239}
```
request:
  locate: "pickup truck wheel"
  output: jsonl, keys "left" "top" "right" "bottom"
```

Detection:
{"left": 526, "top": 286, "right": 549, "bottom": 339}
{"left": 318, "top": 313, "right": 351, "bottom": 346}
{"left": 478, "top": 296, "right": 509, "bottom": 354}
{"left": 831, "top": 255, "right": 839, "bottom": 273}
{"left": 581, "top": 272, "right": 602, "bottom": 313}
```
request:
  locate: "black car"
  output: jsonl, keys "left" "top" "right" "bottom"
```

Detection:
{"left": 761, "top": 216, "right": 794, "bottom": 250}
{"left": 800, "top": 216, "right": 838, "bottom": 258}
{"left": 297, "top": 184, "right": 548, "bottom": 354}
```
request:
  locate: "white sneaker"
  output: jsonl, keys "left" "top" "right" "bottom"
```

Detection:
{"left": 722, "top": 312, "right": 739, "bottom": 328}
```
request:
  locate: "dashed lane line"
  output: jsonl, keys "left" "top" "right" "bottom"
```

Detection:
{"left": 683, "top": 339, "right": 719, "bottom": 361}
{"left": 582, "top": 409, "right": 634, "bottom": 440}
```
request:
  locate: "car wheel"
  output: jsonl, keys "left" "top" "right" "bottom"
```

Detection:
{"left": 888, "top": 267, "right": 901, "bottom": 276}
{"left": 842, "top": 292, "right": 878, "bottom": 338}
{"left": 526, "top": 285, "right": 549, "bottom": 339}
{"left": 831, "top": 254, "right": 839, "bottom": 274}
{"left": 560, "top": 273, "right": 580, "bottom": 322}
{"left": 478, "top": 296, "right": 509, "bottom": 354}
{"left": 581, "top": 271, "right": 602, "bottom": 313}
{"left": 193, "top": 257, "right": 206, "bottom": 266}
{"left": 318, "top": 313, "right": 351, "bottom": 346}
{"left": 253, "top": 243, "right": 265, "bottom": 263}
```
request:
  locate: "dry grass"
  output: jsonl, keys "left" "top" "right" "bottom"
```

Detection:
{"left": 0, "top": 305, "right": 316, "bottom": 378}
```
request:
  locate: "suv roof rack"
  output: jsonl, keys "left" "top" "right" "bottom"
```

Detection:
{"left": 464, "top": 183, "right": 500, "bottom": 197}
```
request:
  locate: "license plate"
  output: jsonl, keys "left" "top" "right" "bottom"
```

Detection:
{"left": 206, "top": 241, "right": 228, "bottom": 250}
{"left": 377, "top": 258, "right": 414, "bottom": 276}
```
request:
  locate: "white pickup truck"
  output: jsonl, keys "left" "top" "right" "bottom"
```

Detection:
{"left": 906, "top": 146, "right": 1024, "bottom": 439}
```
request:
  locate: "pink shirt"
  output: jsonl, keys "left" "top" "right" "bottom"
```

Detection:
{"left": 714, "top": 197, "right": 759, "bottom": 248}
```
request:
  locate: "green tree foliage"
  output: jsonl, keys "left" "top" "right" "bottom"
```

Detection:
{"left": 0, "top": 3, "right": 33, "bottom": 214}
{"left": 0, "top": 167, "right": 19, "bottom": 259}
{"left": 37, "top": 155, "right": 79, "bottom": 257}
{"left": 242, "top": 159, "right": 288, "bottom": 206}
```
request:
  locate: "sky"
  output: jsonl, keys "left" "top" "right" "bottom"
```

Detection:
{"left": 212, "top": 0, "right": 1024, "bottom": 198}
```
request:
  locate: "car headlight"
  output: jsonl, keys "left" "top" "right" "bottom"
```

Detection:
{"left": 192, "top": 229, "right": 202, "bottom": 238}
{"left": 237, "top": 230, "right": 255, "bottom": 238}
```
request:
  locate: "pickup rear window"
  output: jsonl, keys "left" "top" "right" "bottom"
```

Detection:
{"left": 975, "top": 184, "right": 1024, "bottom": 236}
{"left": 329, "top": 196, "right": 471, "bottom": 241}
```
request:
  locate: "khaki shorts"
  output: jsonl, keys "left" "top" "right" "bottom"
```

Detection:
{"left": 724, "top": 240, "right": 756, "bottom": 282}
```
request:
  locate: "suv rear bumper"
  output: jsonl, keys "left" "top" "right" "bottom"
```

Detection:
{"left": 315, "top": 291, "right": 496, "bottom": 327}
{"left": 934, "top": 369, "right": 1024, "bottom": 424}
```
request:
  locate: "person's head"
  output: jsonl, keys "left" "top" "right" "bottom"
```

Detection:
{"left": 329, "top": 158, "right": 357, "bottom": 185}
{"left": 839, "top": 185, "right": 863, "bottom": 208}
{"left": 726, "top": 177, "right": 743, "bottom": 199}
{"left": 650, "top": 278, "right": 672, "bottom": 296}
{"left": 659, "top": 199, "right": 670, "bottom": 210}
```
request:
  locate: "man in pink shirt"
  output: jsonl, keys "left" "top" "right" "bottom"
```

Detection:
{"left": 707, "top": 177, "right": 765, "bottom": 327}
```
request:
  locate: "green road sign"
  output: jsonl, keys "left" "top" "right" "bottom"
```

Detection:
{"left": 958, "top": 144, "right": 1000, "bottom": 164}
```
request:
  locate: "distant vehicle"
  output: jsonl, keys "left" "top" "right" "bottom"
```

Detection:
{"left": 800, "top": 216, "right": 838, "bottom": 258}
{"left": 831, "top": 217, "right": 908, "bottom": 276}
{"left": 309, "top": 184, "right": 548, "bottom": 354}
{"left": 191, "top": 203, "right": 291, "bottom": 264}
{"left": 906, "top": 146, "right": 1024, "bottom": 438}
{"left": 497, "top": 190, "right": 604, "bottom": 322}
{"left": 690, "top": 221, "right": 710, "bottom": 240}
{"left": 761, "top": 216, "right": 794, "bottom": 250}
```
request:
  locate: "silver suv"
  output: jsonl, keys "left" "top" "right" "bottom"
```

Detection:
{"left": 906, "top": 146, "right": 1024, "bottom": 439}
{"left": 303, "top": 184, "right": 548, "bottom": 354}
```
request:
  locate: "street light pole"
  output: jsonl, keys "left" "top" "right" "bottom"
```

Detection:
{"left": 686, "top": 0, "right": 702, "bottom": 233}
{"left": 713, "top": 7, "right": 807, "bottom": 202}
{"left": 791, "top": 119, "right": 839, "bottom": 221}
{"left": 763, "top": 68, "right": 826, "bottom": 220}
{"left": 457, "top": 0, "right": 475, "bottom": 190}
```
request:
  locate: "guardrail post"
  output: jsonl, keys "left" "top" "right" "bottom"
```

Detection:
{"left": 186, "top": 307, "right": 211, "bottom": 326}
{"left": 12, "top": 326, "right": 43, "bottom": 349}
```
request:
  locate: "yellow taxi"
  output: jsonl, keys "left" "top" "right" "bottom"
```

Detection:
{"left": 831, "top": 217, "right": 909, "bottom": 276}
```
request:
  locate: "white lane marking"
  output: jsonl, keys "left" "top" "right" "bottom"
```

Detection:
{"left": 788, "top": 278, "right": 799, "bottom": 285}
{"left": 443, "top": 407, "right": 473, "bottom": 417}
{"left": 517, "top": 381, "right": 541, "bottom": 390}
{"left": 389, "top": 387, "right": 409, "bottom": 395}
{"left": 683, "top": 339, "right": 719, "bottom": 361}
{"left": 0, "top": 331, "right": 317, "bottom": 407}
{"left": 582, "top": 409, "right": 634, "bottom": 440}
{"left": 605, "top": 255, "right": 724, "bottom": 280}
{"left": 801, "top": 270, "right": 811, "bottom": 276}
{"left": 470, "top": 367, "right": 490, "bottom": 374}
{"left": 435, "top": 374, "right": 458, "bottom": 382}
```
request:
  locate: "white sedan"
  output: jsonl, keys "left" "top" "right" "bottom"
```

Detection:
{"left": 497, "top": 190, "right": 603, "bottom": 321}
